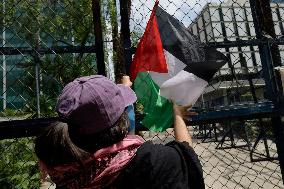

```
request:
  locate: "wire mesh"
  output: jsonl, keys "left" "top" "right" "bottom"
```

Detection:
{"left": 0, "top": 0, "right": 283, "bottom": 188}
{"left": 139, "top": 119, "right": 283, "bottom": 189}
{"left": 0, "top": 1, "right": 98, "bottom": 188}
{"left": 0, "top": 137, "right": 39, "bottom": 188}
{"left": 0, "top": 0, "right": 98, "bottom": 118}
{"left": 130, "top": 0, "right": 284, "bottom": 188}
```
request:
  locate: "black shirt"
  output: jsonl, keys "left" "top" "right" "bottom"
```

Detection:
{"left": 112, "top": 140, "right": 205, "bottom": 189}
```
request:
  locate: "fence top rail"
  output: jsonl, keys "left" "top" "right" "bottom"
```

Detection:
{"left": 0, "top": 101, "right": 282, "bottom": 140}
{"left": 1, "top": 38, "right": 284, "bottom": 56}
{"left": 0, "top": 46, "right": 97, "bottom": 56}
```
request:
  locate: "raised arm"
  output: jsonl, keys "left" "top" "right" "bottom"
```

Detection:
{"left": 173, "top": 103, "right": 196, "bottom": 147}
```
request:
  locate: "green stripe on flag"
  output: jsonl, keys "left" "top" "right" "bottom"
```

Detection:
{"left": 134, "top": 72, "right": 173, "bottom": 132}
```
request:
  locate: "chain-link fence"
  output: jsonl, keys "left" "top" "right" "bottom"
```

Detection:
{"left": 130, "top": 0, "right": 284, "bottom": 188}
{"left": 0, "top": 0, "right": 99, "bottom": 187}
{"left": 0, "top": 0, "right": 284, "bottom": 188}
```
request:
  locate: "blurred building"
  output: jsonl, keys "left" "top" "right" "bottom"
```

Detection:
{"left": 188, "top": 0, "right": 284, "bottom": 108}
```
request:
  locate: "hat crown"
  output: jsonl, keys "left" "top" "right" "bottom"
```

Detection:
{"left": 56, "top": 75, "right": 136, "bottom": 134}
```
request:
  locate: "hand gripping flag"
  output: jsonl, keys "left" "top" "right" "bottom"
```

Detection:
{"left": 130, "top": 2, "right": 228, "bottom": 131}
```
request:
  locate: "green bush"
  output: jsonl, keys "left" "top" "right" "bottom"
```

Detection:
{"left": 0, "top": 138, "right": 40, "bottom": 189}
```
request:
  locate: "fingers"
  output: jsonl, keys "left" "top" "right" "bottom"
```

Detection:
{"left": 172, "top": 102, "right": 198, "bottom": 120}
{"left": 173, "top": 103, "right": 183, "bottom": 117}
{"left": 121, "top": 76, "right": 133, "bottom": 87}
{"left": 183, "top": 111, "right": 198, "bottom": 116}
{"left": 183, "top": 104, "right": 193, "bottom": 110}
{"left": 183, "top": 111, "right": 198, "bottom": 121}
{"left": 122, "top": 75, "right": 130, "bottom": 80}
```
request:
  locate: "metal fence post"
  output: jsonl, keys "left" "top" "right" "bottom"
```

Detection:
{"left": 34, "top": 52, "right": 41, "bottom": 118}
{"left": 119, "top": 0, "right": 136, "bottom": 135}
{"left": 2, "top": 0, "right": 6, "bottom": 110}
{"left": 92, "top": 0, "right": 106, "bottom": 76}
{"left": 249, "top": 0, "right": 284, "bottom": 185}
{"left": 218, "top": 7, "right": 238, "bottom": 106}
{"left": 119, "top": 0, "right": 132, "bottom": 74}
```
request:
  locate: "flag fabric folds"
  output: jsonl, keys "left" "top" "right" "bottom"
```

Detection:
{"left": 130, "top": 2, "right": 228, "bottom": 132}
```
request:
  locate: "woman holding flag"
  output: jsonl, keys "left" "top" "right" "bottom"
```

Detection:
{"left": 35, "top": 75, "right": 205, "bottom": 189}
{"left": 35, "top": 0, "right": 230, "bottom": 187}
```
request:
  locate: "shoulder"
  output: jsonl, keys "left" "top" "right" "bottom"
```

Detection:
{"left": 136, "top": 141, "right": 203, "bottom": 187}
{"left": 165, "top": 141, "right": 202, "bottom": 169}
{"left": 136, "top": 141, "right": 185, "bottom": 166}
{"left": 114, "top": 141, "right": 205, "bottom": 189}
{"left": 115, "top": 141, "right": 187, "bottom": 188}
{"left": 137, "top": 140, "right": 198, "bottom": 164}
{"left": 137, "top": 141, "right": 205, "bottom": 189}
{"left": 165, "top": 141, "right": 205, "bottom": 189}
{"left": 137, "top": 141, "right": 203, "bottom": 172}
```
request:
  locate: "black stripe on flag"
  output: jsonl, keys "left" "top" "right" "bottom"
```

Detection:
{"left": 155, "top": 6, "right": 228, "bottom": 82}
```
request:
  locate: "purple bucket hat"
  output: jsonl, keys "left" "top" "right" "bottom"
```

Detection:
{"left": 56, "top": 75, "right": 137, "bottom": 134}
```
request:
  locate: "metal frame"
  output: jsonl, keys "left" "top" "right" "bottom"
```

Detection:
{"left": 92, "top": 0, "right": 106, "bottom": 76}
{"left": 0, "top": 1, "right": 283, "bottom": 131}
{"left": 249, "top": 0, "right": 284, "bottom": 184}
{"left": 0, "top": 46, "right": 97, "bottom": 55}
{"left": 250, "top": 123, "right": 278, "bottom": 162}
{"left": 119, "top": 0, "right": 132, "bottom": 74}
{"left": 0, "top": 0, "right": 284, "bottom": 184}
{"left": 216, "top": 121, "right": 251, "bottom": 151}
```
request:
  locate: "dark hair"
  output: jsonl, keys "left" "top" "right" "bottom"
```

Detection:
{"left": 35, "top": 111, "right": 129, "bottom": 167}
{"left": 69, "top": 111, "right": 130, "bottom": 153}
{"left": 35, "top": 122, "right": 89, "bottom": 167}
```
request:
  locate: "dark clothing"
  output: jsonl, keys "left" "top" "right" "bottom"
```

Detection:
{"left": 112, "top": 141, "right": 205, "bottom": 189}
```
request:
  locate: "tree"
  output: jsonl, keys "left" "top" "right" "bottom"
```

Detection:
{"left": 0, "top": 0, "right": 98, "bottom": 188}
{"left": 0, "top": 0, "right": 144, "bottom": 187}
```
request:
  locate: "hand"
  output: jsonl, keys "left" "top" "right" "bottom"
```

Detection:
{"left": 173, "top": 103, "right": 197, "bottom": 120}
{"left": 121, "top": 76, "right": 133, "bottom": 87}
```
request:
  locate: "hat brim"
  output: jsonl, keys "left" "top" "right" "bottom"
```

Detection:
{"left": 117, "top": 84, "right": 137, "bottom": 107}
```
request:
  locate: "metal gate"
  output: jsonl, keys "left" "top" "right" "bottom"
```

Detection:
{"left": 0, "top": 0, "right": 284, "bottom": 188}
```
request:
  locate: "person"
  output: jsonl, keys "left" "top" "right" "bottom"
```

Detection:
{"left": 35, "top": 75, "right": 205, "bottom": 189}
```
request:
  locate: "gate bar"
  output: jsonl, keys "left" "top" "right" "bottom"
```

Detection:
{"left": 92, "top": 0, "right": 106, "bottom": 76}
{"left": 250, "top": 0, "right": 284, "bottom": 185}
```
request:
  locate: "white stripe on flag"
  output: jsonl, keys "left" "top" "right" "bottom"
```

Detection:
{"left": 160, "top": 70, "right": 208, "bottom": 105}
{"left": 150, "top": 49, "right": 208, "bottom": 105}
{"left": 150, "top": 49, "right": 186, "bottom": 86}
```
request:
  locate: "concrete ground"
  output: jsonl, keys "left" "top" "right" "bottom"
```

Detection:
{"left": 41, "top": 129, "right": 284, "bottom": 189}
{"left": 142, "top": 129, "right": 284, "bottom": 189}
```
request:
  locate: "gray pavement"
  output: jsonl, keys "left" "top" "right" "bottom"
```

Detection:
{"left": 142, "top": 129, "right": 283, "bottom": 189}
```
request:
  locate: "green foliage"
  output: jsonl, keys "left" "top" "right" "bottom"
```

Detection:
{"left": 18, "top": 54, "right": 97, "bottom": 117}
{"left": 135, "top": 102, "right": 144, "bottom": 113}
{"left": 0, "top": 0, "right": 143, "bottom": 187}
{"left": 5, "top": 0, "right": 98, "bottom": 116}
{"left": 1, "top": 1, "right": 98, "bottom": 187}
{"left": 0, "top": 108, "right": 29, "bottom": 117}
{"left": 130, "top": 30, "right": 143, "bottom": 47}
{"left": 0, "top": 138, "right": 40, "bottom": 189}
{"left": 3, "top": 0, "right": 95, "bottom": 47}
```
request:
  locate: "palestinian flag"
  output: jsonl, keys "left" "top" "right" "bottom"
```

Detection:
{"left": 130, "top": 2, "right": 228, "bottom": 131}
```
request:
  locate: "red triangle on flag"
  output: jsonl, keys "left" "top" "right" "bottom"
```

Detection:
{"left": 130, "top": 3, "right": 168, "bottom": 81}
